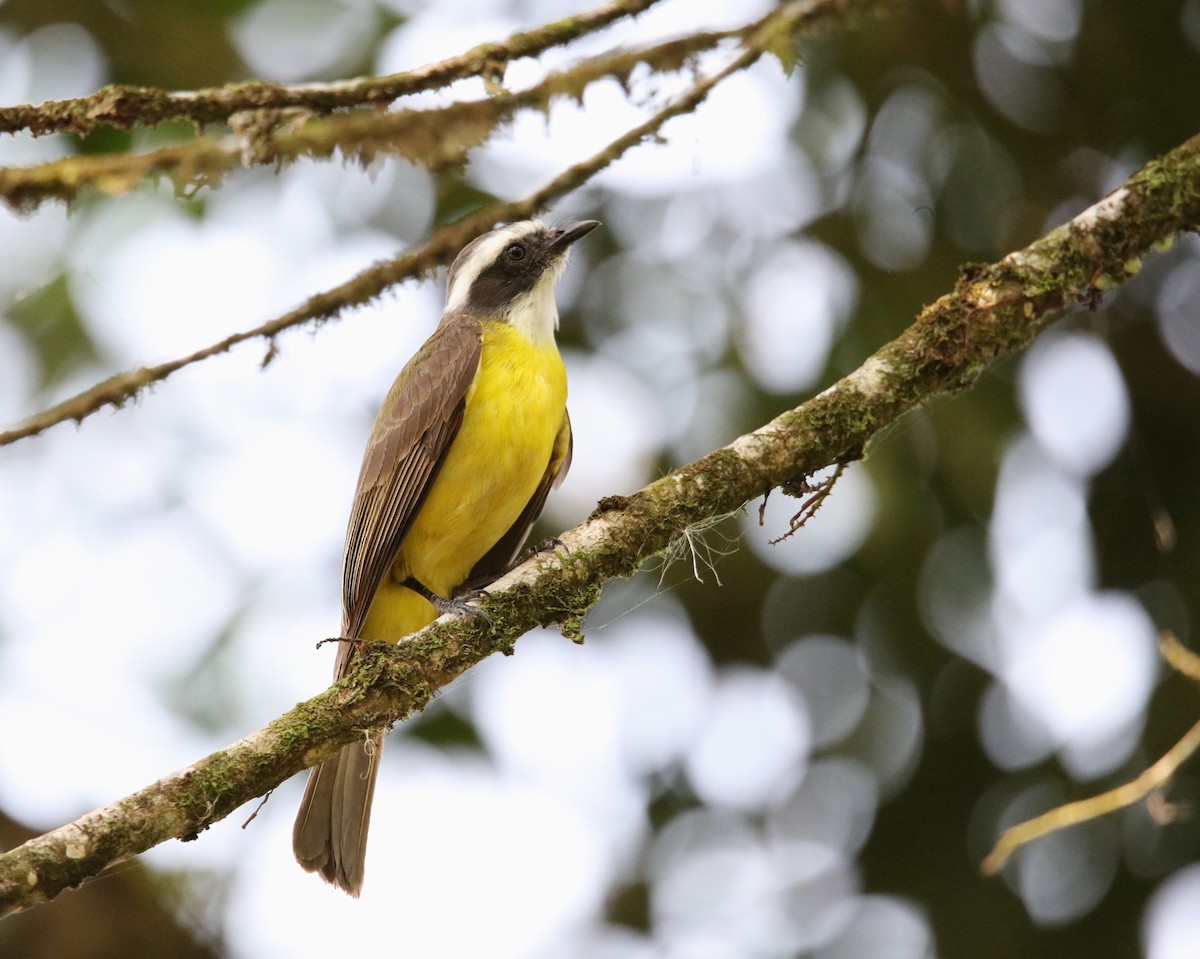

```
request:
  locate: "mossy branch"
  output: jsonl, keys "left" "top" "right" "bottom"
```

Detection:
{"left": 2, "top": 0, "right": 859, "bottom": 448}
{"left": 0, "top": 0, "right": 665, "bottom": 138}
{"left": 0, "top": 27, "right": 743, "bottom": 213}
{"left": 0, "top": 50, "right": 736, "bottom": 445}
{"left": 0, "top": 0, "right": 905, "bottom": 209}
{"left": 980, "top": 633, "right": 1200, "bottom": 875}
{"left": 1, "top": 133, "right": 1198, "bottom": 915}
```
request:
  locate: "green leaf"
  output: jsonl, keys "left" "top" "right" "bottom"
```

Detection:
{"left": 6, "top": 274, "right": 100, "bottom": 389}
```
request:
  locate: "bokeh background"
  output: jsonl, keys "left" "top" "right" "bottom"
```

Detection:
{"left": 2, "top": 0, "right": 1200, "bottom": 956}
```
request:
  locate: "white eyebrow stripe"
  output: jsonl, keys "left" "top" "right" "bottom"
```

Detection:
{"left": 443, "top": 220, "right": 547, "bottom": 314}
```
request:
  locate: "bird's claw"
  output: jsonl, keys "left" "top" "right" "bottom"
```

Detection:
{"left": 434, "top": 588, "right": 490, "bottom": 621}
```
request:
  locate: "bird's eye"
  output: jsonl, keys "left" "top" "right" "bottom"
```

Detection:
{"left": 504, "top": 243, "right": 526, "bottom": 261}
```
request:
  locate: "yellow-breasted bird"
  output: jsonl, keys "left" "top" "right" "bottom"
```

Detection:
{"left": 292, "top": 219, "right": 600, "bottom": 896}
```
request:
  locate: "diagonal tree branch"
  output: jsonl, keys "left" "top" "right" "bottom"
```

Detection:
{"left": 981, "top": 634, "right": 1200, "bottom": 875}
{"left": 1, "top": 131, "right": 1197, "bottom": 916}
{"left": 0, "top": 26, "right": 748, "bottom": 213}
{"left": 0, "top": 49, "right": 742, "bottom": 445}
{"left": 0, "top": 0, "right": 666, "bottom": 138}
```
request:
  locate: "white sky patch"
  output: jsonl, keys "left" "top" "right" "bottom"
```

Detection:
{"left": 229, "top": 744, "right": 607, "bottom": 959}
{"left": 972, "top": 23, "right": 1066, "bottom": 132}
{"left": 470, "top": 630, "right": 627, "bottom": 797}
{"left": 466, "top": 631, "right": 651, "bottom": 870}
{"left": 231, "top": 0, "right": 380, "bottom": 82}
{"left": 0, "top": 323, "right": 36, "bottom": 421}
{"left": 1000, "top": 593, "right": 1158, "bottom": 758}
{"left": 0, "top": 515, "right": 231, "bottom": 822}
{"left": 684, "top": 668, "right": 811, "bottom": 810}
{"left": 978, "top": 682, "right": 1059, "bottom": 771}
{"left": 1143, "top": 865, "right": 1200, "bottom": 959}
{"left": 72, "top": 216, "right": 296, "bottom": 360}
{"left": 1155, "top": 239, "right": 1200, "bottom": 375}
{"left": 982, "top": 433, "right": 1157, "bottom": 775}
{"left": 740, "top": 240, "right": 859, "bottom": 394}
{"left": 995, "top": 0, "right": 1083, "bottom": 46}
{"left": 1, "top": 22, "right": 106, "bottom": 105}
{"left": 776, "top": 636, "right": 871, "bottom": 749}
{"left": 1019, "top": 331, "right": 1130, "bottom": 477}
{"left": 818, "top": 896, "right": 934, "bottom": 959}
{"left": 981, "top": 428, "right": 1158, "bottom": 770}
{"left": 849, "top": 674, "right": 924, "bottom": 793}
{"left": 601, "top": 610, "right": 716, "bottom": 777}
{"left": 852, "top": 156, "right": 934, "bottom": 271}
{"left": 650, "top": 806, "right": 865, "bottom": 955}
{"left": 1012, "top": 795, "right": 1119, "bottom": 925}
{"left": 918, "top": 526, "right": 997, "bottom": 667}
{"left": 374, "top": 9, "right": 516, "bottom": 106}
{"left": 653, "top": 834, "right": 799, "bottom": 955}
{"left": 768, "top": 756, "right": 879, "bottom": 857}
{"left": 184, "top": 422, "right": 354, "bottom": 570}
{"left": 0, "top": 202, "right": 69, "bottom": 303}
{"left": 989, "top": 435, "right": 1093, "bottom": 622}
{"left": 473, "top": 58, "right": 800, "bottom": 198}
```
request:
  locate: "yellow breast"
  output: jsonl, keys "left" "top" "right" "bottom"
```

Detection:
{"left": 360, "top": 320, "right": 567, "bottom": 641}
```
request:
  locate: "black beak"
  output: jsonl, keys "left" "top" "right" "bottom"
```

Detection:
{"left": 547, "top": 219, "right": 601, "bottom": 254}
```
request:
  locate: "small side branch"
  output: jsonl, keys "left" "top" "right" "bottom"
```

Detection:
{"left": 0, "top": 26, "right": 745, "bottom": 213}
{"left": 981, "top": 633, "right": 1200, "bottom": 875}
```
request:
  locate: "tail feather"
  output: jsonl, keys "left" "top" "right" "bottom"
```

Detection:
{"left": 292, "top": 734, "right": 383, "bottom": 897}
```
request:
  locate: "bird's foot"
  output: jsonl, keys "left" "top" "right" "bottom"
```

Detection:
{"left": 523, "top": 536, "right": 565, "bottom": 560}
{"left": 403, "top": 578, "right": 489, "bottom": 620}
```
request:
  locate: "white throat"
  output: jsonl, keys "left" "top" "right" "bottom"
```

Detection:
{"left": 505, "top": 263, "right": 563, "bottom": 347}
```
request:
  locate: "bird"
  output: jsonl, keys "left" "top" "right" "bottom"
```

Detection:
{"left": 292, "top": 218, "right": 600, "bottom": 896}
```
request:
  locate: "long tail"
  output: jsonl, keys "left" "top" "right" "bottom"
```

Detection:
{"left": 292, "top": 733, "right": 384, "bottom": 897}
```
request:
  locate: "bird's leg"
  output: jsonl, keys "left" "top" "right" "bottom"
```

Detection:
{"left": 458, "top": 537, "right": 568, "bottom": 593}
{"left": 402, "top": 577, "right": 489, "bottom": 619}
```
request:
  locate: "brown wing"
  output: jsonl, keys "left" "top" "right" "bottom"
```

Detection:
{"left": 339, "top": 314, "right": 483, "bottom": 646}
{"left": 467, "top": 407, "right": 573, "bottom": 584}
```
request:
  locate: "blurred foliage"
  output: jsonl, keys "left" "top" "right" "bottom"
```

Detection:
{"left": 0, "top": 0, "right": 254, "bottom": 88}
{"left": 6, "top": 275, "right": 99, "bottom": 388}
{"left": 0, "top": 812, "right": 224, "bottom": 959}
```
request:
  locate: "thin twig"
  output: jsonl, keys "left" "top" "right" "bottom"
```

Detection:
{"left": 0, "top": 11, "right": 783, "bottom": 447}
{"left": 1160, "top": 631, "right": 1200, "bottom": 682}
{"left": 980, "top": 632, "right": 1200, "bottom": 875}
{"left": 980, "top": 717, "right": 1200, "bottom": 876}
{"left": 0, "top": 26, "right": 742, "bottom": 213}
{"left": 767, "top": 461, "right": 847, "bottom": 544}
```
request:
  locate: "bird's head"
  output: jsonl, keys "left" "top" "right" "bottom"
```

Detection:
{"left": 444, "top": 219, "right": 600, "bottom": 344}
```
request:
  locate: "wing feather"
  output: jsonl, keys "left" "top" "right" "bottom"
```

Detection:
{"left": 339, "top": 315, "right": 483, "bottom": 648}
